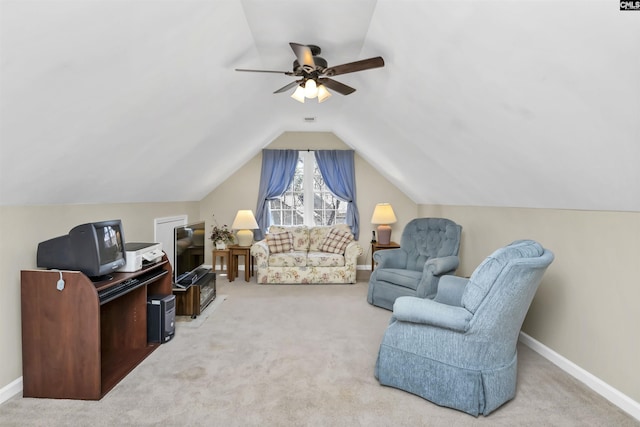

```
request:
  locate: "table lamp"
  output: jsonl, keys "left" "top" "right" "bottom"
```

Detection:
{"left": 232, "top": 210, "right": 259, "bottom": 247}
{"left": 371, "top": 203, "right": 397, "bottom": 245}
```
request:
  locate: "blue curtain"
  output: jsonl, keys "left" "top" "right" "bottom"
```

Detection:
{"left": 254, "top": 149, "right": 298, "bottom": 240}
{"left": 315, "top": 150, "right": 360, "bottom": 239}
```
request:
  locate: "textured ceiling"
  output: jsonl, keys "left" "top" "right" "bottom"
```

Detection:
{"left": 1, "top": 0, "right": 639, "bottom": 211}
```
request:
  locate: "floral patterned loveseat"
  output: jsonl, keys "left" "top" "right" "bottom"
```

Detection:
{"left": 251, "top": 224, "right": 363, "bottom": 284}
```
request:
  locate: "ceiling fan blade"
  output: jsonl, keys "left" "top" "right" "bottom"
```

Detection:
{"left": 274, "top": 80, "right": 302, "bottom": 94}
{"left": 324, "top": 56, "right": 385, "bottom": 77}
{"left": 236, "top": 68, "right": 294, "bottom": 75}
{"left": 289, "top": 42, "right": 315, "bottom": 68}
{"left": 318, "top": 78, "right": 356, "bottom": 96}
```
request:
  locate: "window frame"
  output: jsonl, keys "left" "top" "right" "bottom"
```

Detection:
{"left": 269, "top": 151, "right": 346, "bottom": 227}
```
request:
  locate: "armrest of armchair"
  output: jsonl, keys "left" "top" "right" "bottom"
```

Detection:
{"left": 433, "top": 275, "right": 468, "bottom": 306}
{"left": 392, "top": 296, "right": 472, "bottom": 332}
{"left": 424, "top": 255, "right": 460, "bottom": 276}
{"left": 415, "top": 255, "right": 460, "bottom": 299}
{"left": 373, "top": 248, "right": 407, "bottom": 269}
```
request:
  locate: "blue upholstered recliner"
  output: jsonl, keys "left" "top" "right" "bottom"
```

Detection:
{"left": 367, "top": 218, "right": 462, "bottom": 310}
{"left": 375, "top": 240, "right": 554, "bottom": 416}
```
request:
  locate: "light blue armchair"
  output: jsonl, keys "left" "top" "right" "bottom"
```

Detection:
{"left": 367, "top": 218, "right": 462, "bottom": 310}
{"left": 375, "top": 240, "right": 554, "bottom": 416}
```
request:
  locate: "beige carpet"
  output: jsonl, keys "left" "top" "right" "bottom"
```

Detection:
{"left": 175, "top": 294, "right": 228, "bottom": 328}
{"left": 1, "top": 279, "right": 638, "bottom": 426}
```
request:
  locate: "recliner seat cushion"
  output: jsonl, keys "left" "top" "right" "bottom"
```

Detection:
{"left": 376, "top": 268, "right": 423, "bottom": 291}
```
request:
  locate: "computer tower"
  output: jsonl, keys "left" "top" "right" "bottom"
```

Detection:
{"left": 147, "top": 294, "right": 176, "bottom": 343}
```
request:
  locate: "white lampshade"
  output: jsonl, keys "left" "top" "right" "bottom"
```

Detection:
{"left": 232, "top": 210, "right": 259, "bottom": 247}
{"left": 291, "top": 80, "right": 331, "bottom": 103}
{"left": 317, "top": 84, "right": 332, "bottom": 103}
{"left": 371, "top": 203, "right": 397, "bottom": 245}
{"left": 291, "top": 85, "right": 305, "bottom": 103}
{"left": 304, "top": 79, "right": 318, "bottom": 98}
{"left": 371, "top": 203, "right": 397, "bottom": 225}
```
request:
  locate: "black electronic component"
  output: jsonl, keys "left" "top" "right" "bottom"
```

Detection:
{"left": 97, "top": 269, "right": 167, "bottom": 304}
{"left": 147, "top": 294, "right": 176, "bottom": 343}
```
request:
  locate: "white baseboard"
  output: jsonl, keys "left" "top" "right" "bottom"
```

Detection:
{"left": 0, "top": 377, "right": 22, "bottom": 405}
{"left": 519, "top": 332, "right": 640, "bottom": 421}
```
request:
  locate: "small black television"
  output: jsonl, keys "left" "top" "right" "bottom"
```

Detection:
{"left": 173, "top": 221, "right": 205, "bottom": 283}
{"left": 37, "top": 219, "right": 126, "bottom": 280}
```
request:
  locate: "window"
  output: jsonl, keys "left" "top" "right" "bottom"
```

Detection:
{"left": 269, "top": 151, "right": 347, "bottom": 226}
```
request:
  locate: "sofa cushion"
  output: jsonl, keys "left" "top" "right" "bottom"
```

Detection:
{"left": 307, "top": 251, "right": 346, "bottom": 267}
{"left": 319, "top": 228, "right": 354, "bottom": 254}
{"left": 268, "top": 251, "right": 307, "bottom": 267}
{"left": 266, "top": 231, "right": 293, "bottom": 254}
{"left": 309, "top": 224, "right": 352, "bottom": 252}
{"left": 270, "top": 225, "right": 309, "bottom": 251}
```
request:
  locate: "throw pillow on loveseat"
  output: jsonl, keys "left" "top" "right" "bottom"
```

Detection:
{"left": 251, "top": 224, "right": 363, "bottom": 284}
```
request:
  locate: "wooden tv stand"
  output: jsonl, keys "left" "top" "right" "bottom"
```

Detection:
{"left": 173, "top": 272, "right": 216, "bottom": 318}
{"left": 20, "top": 256, "right": 173, "bottom": 400}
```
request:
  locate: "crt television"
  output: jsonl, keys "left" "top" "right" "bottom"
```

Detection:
{"left": 173, "top": 221, "right": 205, "bottom": 283}
{"left": 37, "top": 219, "right": 126, "bottom": 279}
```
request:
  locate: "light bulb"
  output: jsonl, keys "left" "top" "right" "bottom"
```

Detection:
{"left": 304, "top": 79, "right": 318, "bottom": 98}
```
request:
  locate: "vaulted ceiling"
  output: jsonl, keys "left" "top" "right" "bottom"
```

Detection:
{"left": 1, "top": 1, "right": 638, "bottom": 211}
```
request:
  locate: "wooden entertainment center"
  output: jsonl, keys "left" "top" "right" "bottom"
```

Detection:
{"left": 172, "top": 272, "right": 216, "bottom": 318}
{"left": 20, "top": 255, "right": 173, "bottom": 400}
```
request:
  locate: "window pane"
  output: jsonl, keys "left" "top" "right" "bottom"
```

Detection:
{"left": 272, "top": 151, "right": 347, "bottom": 227}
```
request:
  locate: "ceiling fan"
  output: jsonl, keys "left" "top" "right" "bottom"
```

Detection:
{"left": 235, "top": 42, "right": 385, "bottom": 103}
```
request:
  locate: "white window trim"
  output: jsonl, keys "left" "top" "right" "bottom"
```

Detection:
{"left": 270, "top": 150, "right": 347, "bottom": 227}
{"left": 301, "top": 150, "right": 316, "bottom": 226}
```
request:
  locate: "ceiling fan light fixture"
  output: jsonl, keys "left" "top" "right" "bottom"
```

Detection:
{"left": 291, "top": 85, "right": 305, "bottom": 103}
{"left": 304, "top": 79, "right": 318, "bottom": 98}
{"left": 236, "top": 42, "right": 385, "bottom": 102}
{"left": 317, "top": 84, "right": 331, "bottom": 103}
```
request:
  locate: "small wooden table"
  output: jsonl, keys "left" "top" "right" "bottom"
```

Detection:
{"left": 371, "top": 241, "right": 401, "bottom": 270}
{"left": 228, "top": 245, "right": 253, "bottom": 282}
{"left": 212, "top": 249, "right": 230, "bottom": 275}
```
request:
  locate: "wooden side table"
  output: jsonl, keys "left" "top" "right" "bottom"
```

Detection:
{"left": 228, "top": 245, "right": 253, "bottom": 282}
{"left": 212, "top": 249, "right": 230, "bottom": 275}
{"left": 371, "top": 241, "right": 401, "bottom": 270}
